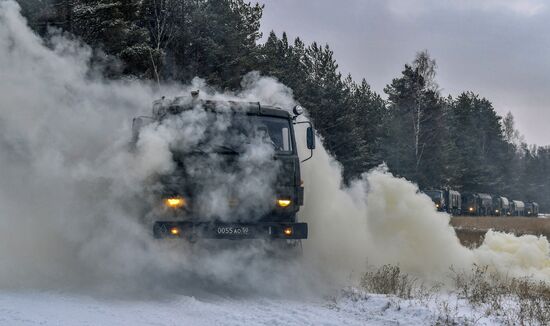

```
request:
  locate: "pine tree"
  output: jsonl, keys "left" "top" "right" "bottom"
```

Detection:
{"left": 166, "top": 0, "right": 263, "bottom": 88}
{"left": 69, "top": 0, "right": 153, "bottom": 77}
{"left": 447, "top": 93, "right": 508, "bottom": 193}
{"left": 346, "top": 78, "right": 387, "bottom": 174}
{"left": 17, "top": 2, "right": 550, "bottom": 209}
{"left": 383, "top": 51, "right": 447, "bottom": 187}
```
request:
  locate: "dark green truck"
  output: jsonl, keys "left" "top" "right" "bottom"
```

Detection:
{"left": 132, "top": 93, "right": 315, "bottom": 244}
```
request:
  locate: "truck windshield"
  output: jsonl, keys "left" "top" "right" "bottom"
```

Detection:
{"left": 199, "top": 114, "right": 293, "bottom": 154}
{"left": 253, "top": 116, "right": 293, "bottom": 153}
{"left": 425, "top": 190, "right": 442, "bottom": 200}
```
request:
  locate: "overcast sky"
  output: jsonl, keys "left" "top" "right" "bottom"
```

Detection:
{"left": 257, "top": 0, "right": 550, "bottom": 146}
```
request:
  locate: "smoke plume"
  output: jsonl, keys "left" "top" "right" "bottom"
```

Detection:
{"left": 0, "top": 0, "right": 309, "bottom": 296}
{"left": 1, "top": 0, "right": 550, "bottom": 300}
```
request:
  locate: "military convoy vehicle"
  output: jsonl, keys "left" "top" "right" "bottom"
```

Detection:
{"left": 132, "top": 93, "right": 315, "bottom": 245}
{"left": 493, "top": 196, "right": 510, "bottom": 216}
{"left": 461, "top": 193, "right": 493, "bottom": 216}
{"left": 424, "top": 188, "right": 539, "bottom": 217}
{"left": 525, "top": 202, "right": 540, "bottom": 217}
{"left": 425, "top": 188, "right": 461, "bottom": 214}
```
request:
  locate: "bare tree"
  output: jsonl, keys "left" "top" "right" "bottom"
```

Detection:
{"left": 411, "top": 50, "right": 438, "bottom": 170}
{"left": 413, "top": 49, "right": 438, "bottom": 92}
{"left": 502, "top": 111, "right": 525, "bottom": 148}
{"left": 147, "top": 0, "right": 177, "bottom": 51}
{"left": 145, "top": 0, "right": 181, "bottom": 85}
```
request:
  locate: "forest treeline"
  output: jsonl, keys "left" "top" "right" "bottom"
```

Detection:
{"left": 18, "top": 0, "right": 550, "bottom": 210}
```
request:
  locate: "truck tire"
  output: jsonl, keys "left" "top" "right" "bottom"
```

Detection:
{"left": 267, "top": 239, "right": 303, "bottom": 259}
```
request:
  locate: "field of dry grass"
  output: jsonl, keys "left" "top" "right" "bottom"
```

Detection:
{"left": 451, "top": 216, "right": 550, "bottom": 247}
{"left": 360, "top": 264, "right": 550, "bottom": 325}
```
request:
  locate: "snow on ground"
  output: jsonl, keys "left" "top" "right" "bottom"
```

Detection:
{"left": 0, "top": 289, "right": 502, "bottom": 326}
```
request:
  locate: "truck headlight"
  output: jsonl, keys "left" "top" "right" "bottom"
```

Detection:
{"left": 164, "top": 197, "right": 186, "bottom": 209}
{"left": 277, "top": 199, "right": 292, "bottom": 207}
{"left": 283, "top": 226, "right": 293, "bottom": 236}
{"left": 469, "top": 207, "right": 474, "bottom": 212}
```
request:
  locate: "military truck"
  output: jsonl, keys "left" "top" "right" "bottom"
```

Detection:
{"left": 424, "top": 189, "right": 447, "bottom": 212}
{"left": 446, "top": 189, "right": 462, "bottom": 215}
{"left": 525, "top": 202, "right": 539, "bottom": 217}
{"left": 132, "top": 93, "right": 315, "bottom": 244}
{"left": 492, "top": 196, "right": 510, "bottom": 216}
{"left": 424, "top": 188, "right": 461, "bottom": 215}
{"left": 461, "top": 192, "right": 492, "bottom": 216}
{"left": 510, "top": 200, "right": 525, "bottom": 216}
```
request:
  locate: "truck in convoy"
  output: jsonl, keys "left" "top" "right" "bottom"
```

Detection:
{"left": 460, "top": 193, "right": 478, "bottom": 215}
{"left": 492, "top": 196, "right": 510, "bottom": 216}
{"left": 446, "top": 189, "right": 462, "bottom": 215}
{"left": 525, "top": 202, "right": 539, "bottom": 217}
{"left": 424, "top": 188, "right": 461, "bottom": 215}
{"left": 424, "top": 189, "right": 446, "bottom": 212}
{"left": 424, "top": 188, "right": 542, "bottom": 217}
{"left": 461, "top": 193, "right": 492, "bottom": 216}
{"left": 510, "top": 200, "right": 525, "bottom": 216}
{"left": 131, "top": 94, "right": 315, "bottom": 246}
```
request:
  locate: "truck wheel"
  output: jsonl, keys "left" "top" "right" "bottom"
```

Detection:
{"left": 267, "top": 239, "right": 303, "bottom": 259}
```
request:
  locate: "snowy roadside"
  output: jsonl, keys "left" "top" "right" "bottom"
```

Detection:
{"left": 0, "top": 289, "right": 504, "bottom": 326}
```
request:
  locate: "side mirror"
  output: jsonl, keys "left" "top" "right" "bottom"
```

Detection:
{"left": 294, "top": 120, "right": 315, "bottom": 163}
{"left": 131, "top": 117, "right": 145, "bottom": 143}
{"left": 306, "top": 126, "right": 315, "bottom": 149}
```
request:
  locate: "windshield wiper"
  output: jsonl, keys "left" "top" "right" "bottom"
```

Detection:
{"left": 213, "top": 145, "right": 240, "bottom": 154}
{"left": 189, "top": 148, "right": 208, "bottom": 154}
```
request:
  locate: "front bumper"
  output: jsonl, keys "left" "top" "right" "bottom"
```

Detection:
{"left": 153, "top": 221, "right": 308, "bottom": 240}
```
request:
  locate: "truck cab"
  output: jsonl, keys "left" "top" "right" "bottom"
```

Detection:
{"left": 492, "top": 196, "right": 510, "bottom": 216}
{"left": 525, "top": 202, "right": 539, "bottom": 217}
{"left": 510, "top": 200, "right": 525, "bottom": 216}
{"left": 132, "top": 95, "right": 315, "bottom": 243}
{"left": 424, "top": 189, "right": 446, "bottom": 212}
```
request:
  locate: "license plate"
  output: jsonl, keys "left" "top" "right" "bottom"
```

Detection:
{"left": 216, "top": 225, "right": 251, "bottom": 236}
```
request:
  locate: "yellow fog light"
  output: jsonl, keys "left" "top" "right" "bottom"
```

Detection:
{"left": 277, "top": 199, "right": 292, "bottom": 207}
{"left": 164, "top": 197, "right": 186, "bottom": 209}
{"left": 170, "top": 227, "right": 180, "bottom": 236}
{"left": 283, "top": 227, "right": 293, "bottom": 236}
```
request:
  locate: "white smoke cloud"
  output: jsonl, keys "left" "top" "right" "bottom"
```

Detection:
{"left": 1, "top": 0, "right": 550, "bottom": 301}
{"left": 0, "top": 0, "right": 309, "bottom": 296}
{"left": 475, "top": 230, "right": 550, "bottom": 281}
{"left": 301, "top": 152, "right": 550, "bottom": 284}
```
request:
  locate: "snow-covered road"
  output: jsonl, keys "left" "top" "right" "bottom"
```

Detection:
{"left": 0, "top": 289, "right": 503, "bottom": 326}
{"left": 0, "top": 290, "right": 446, "bottom": 326}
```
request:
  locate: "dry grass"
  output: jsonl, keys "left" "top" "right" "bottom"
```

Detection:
{"left": 454, "top": 229, "right": 487, "bottom": 248}
{"left": 360, "top": 264, "right": 550, "bottom": 325}
{"left": 451, "top": 216, "right": 550, "bottom": 236}
{"left": 360, "top": 265, "right": 417, "bottom": 299}
{"left": 450, "top": 264, "right": 550, "bottom": 325}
